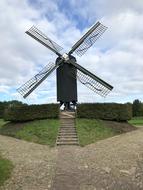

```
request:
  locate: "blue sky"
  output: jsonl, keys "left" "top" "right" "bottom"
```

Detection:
{"left": 0, "top": 0, "right": 143, "bottom": 104}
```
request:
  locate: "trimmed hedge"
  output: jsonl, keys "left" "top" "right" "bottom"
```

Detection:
{"left": 0, "top": 103, "right": 5, "bottom": 118}
{"left": 0, "top": 101, "right": 25, "bottom": 118}
{"left": 77, "top": 103, "right": 132, "bottom": 121}
{"left": 4, "top": 104, "right": 59, "bottom": 122}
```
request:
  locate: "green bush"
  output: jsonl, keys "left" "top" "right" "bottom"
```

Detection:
{"left": 0, "top": 103, "right": 5, "bottom": 118}
{"left": 77, "top": 103, "right": 132, "bottom": 121}
{"left": 132, "top": 99, "right": 143, "bottom": 117}
{"left": 4, "top": 104, "right": 59, "bottom": 122}
{"left": 0, "top": 101, "right": 25, "bottom": 118}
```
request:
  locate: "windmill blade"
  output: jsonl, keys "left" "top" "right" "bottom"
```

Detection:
{"left": 17, "top": 62, "right": 58, "bottom": 98}
{"left": 69, "top": 22, "right": 107, "bottom": 57}
{"left": 76, "top": 70, "right": 112, "bottom": 97}
{"left": 67, "top": 60, "right": 113, "bottom": 97}
{"left": 26, "top": 26, "right": 63, "bottom": 56}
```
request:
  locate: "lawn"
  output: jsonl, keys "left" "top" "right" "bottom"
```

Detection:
{"left": 0, "top": 118, "right": 136, "bottom": 147}
{"left": 0, "top": 156, "right": 13, "bottom": 186}
{"left": 0, "top": 119, "right": 8, "bottom": 128}
{"left": 0, "top": 119, "right": 59, "bottom": 147}
{"left": 128, "top": 117, "right": 143, "bottom": 126}
{"left": 76, "top": 119, "right": 122, "bottom": 146}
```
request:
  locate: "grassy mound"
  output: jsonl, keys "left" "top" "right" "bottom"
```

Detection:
{"left": 0, "top": 119, "right": 59, "bottom": 147}
{"left": 76, "top": 119, "right": 136, "bottom": 146}
{"left": 0, "top": 156, "right": 13, "bottom": 186}
{"left": 0, "top": 118, "right": 137, "bottom": 147}
{"left": 0, "top": 119, "right": 8, "bottom": 128}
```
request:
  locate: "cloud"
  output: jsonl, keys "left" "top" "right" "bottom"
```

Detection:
{"left": 0, "top": 0, "right": 143, "bottom": 104}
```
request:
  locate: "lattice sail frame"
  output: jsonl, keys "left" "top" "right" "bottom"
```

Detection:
{"left": 26, "top": 26, "right": 63, "bottom": 55}
{"left": 69, "top": 22, "right": 107, "bottom": 57}
{"left": 17, "top": 62, "right": 57, "bottom": 98}
{"left": 76, "top": 70, "right": 111, "bottom": 97}
{"left": 68, "top": 64, "right": 112, "bottom": 97}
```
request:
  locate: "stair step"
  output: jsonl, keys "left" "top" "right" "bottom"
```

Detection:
{"left": 57, "top": 137, "right": 78, "bottom": 140}
{"left": 60, "top": 121, "right": 75, "bottom": 123}
{"left": 61, "top": 123, "right": 75, "bottom": 125}
{"left": 60, "top": 128, "right": 76, "bottom": 130}
{"left": 58, "top": 134, "right": 77, "bottom": 137}
{"left": 60, "top": 116, "right": 75, "bottom": 118}
{"left": 57, "top": 111, "right": 79, "bottom": 146}
{"left": 61, "top": 124, "right": 75, "bottom": 126}
{"left": 60, "top": 128, "right": 75, "bottom": 130}
{"left": 59, "top": 132, "right": 76, "bottom": 134}
{"left": 60, "top": 123, "right": 75, "bottom": 125}
{"left": 61, "top": 125, "right": 75, "bottom": 129}
{"left": 60, "top": 119, "right": 75, "bottom": 121}
{"left": 61, "top": 121, "right": 75, "bottom": 122}
{"left": 58, "top": 131, "right": 77, "bottom": 133}
{"left": 57, "top": 142, "right": 79, "bottom": 145}
{"left": 57, "top": 139, "right": 78, "bottom": 142}
{"left": 60, "top": 128, "right": 76, "bottom": 131}
{"left": 61, "top": 125, "right": 75, "bottom": 127}
{"left": 58, "top": 136, "right": 78, "bottom": 140}
{"left": 58, "top": 132, "right": 77, "bottom": 135}
{"left": 57, "top": 137, "right": 77, "bottom": 139}
{"left": 57, "top": 140, "right": 78, "bottom": 143}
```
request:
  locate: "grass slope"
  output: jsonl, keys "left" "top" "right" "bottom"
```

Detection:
{"left": 128, "top": 117, "right": 143, "bottom": 126}
{"left": 0, "top": 156, "right": 13, "bottom": 186}
{"left": 0, "top": 119, "right": 59, "bottom": 147}
{"left": 76, "top": 119, "right": 136, "bottom": 146}
{"left": 0, "top": 118, "right": 136, "bottom": 147}
{"left": 0, "top": 119, "right": 8, "bottom": 128}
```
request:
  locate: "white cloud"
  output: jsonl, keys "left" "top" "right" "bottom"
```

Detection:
{"left": 0, "top": 0, "right": 143, "bottom": 104}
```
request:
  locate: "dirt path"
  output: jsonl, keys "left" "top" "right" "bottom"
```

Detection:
{"left": 0, "top": 136, "right": 58, "bottom": 190}
{"left": 0, "top": 128, "right": 143, "bottom": 190}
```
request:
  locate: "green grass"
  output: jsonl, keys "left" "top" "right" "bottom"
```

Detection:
{"left": 0, "top": 156, "right": 13, "bottom": 186}
{"left": 0, "top": 119, "right": 8, "bottom": 128}
{"left": 128, "top": 117, "right": 143, "bottom": 126}
{"left": 76, "top": 119, "right": 121, "bottom": 146}
{"left": 0, "top": 119, "right": 59, "bottom": 147}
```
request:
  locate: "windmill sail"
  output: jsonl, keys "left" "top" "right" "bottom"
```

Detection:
{"left": 26, "top": 26, "right": 63, "bottom": 56}
{"left": 17, "top": 62, "right": 58, "bottom": 98}
{"left": 68, "top": 60, "right": 113, "bottom": 97}
{"left": 69, "top": 22, "right": 107, "bottom": 57}
{"left": 76, "top": 70, "right": 112, "bottom": 97}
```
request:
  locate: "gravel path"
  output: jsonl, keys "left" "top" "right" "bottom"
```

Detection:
{"left": 0, "top": 136, "right": 58, "bottom": 190}
{"left": 1, "top": 128, "right": 143, "bottom": 190}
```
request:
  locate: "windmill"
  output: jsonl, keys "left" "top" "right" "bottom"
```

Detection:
{"left": 17, "top": 21, "right": 113, "bottom": 110}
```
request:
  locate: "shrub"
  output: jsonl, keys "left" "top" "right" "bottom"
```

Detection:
{"left": 132, "top": 99, "right": 143, "bottom": 117}
{"left": 77, "top": 103, "right": 132, "bottom": 121}
{"left": 4, "top": 104, "right": 59, "bottom": 122}
{"left": 0, "top": 101, "right": 25, "bottom": 118}
{"left": 0, "top": 103, "right": 5, "bottom": 118}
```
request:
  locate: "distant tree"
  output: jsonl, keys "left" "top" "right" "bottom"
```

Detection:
{"left": 132, "top": 99, "right": 143, "bottom": 117}
{"left": 0, "top": 100, "right": 26, "bottom": 118}
{"left": 7, "top": 100, "right": 25, "bottom": 107}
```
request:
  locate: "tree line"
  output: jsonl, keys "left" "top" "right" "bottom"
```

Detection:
{"left": 132, "top": 99, "right": 143, "bottom": 117}
{"left": 0, "top": 100, "right": 26, "bottom": 118}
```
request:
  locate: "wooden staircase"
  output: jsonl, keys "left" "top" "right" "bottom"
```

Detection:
{"left": 56, "top": 111, "right": 79, "bottom": 146}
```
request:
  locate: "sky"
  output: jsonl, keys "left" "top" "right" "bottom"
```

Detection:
{"left": 0, "top": 0, "right": 143, "bottom": 104}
